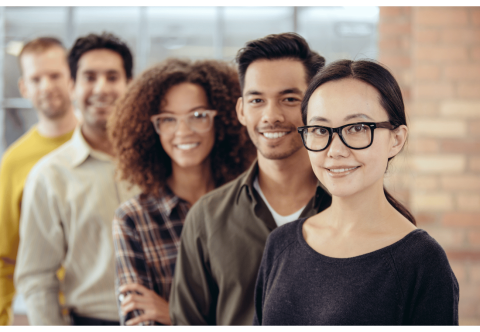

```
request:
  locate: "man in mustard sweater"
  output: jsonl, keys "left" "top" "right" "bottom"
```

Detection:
{"left": 0, "top": 37, "right": 77, "bottom": 325}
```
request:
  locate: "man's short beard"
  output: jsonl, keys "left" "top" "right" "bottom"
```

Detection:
{"left": 255, "top": 138, "right": 304, "bottom": 160}
{"left": 247, "top": 125, "right": 304, "bottom": 161}
{"left": 38, "top": 100, "right": 70, "bottom": 120}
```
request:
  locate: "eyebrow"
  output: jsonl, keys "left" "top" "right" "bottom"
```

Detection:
{"left": 279, "top": 88, "right": 303, "bottom": 95}
{"left": 244, "top": 87, "right": 303, "bottom": 97}
{"left": 81, "top": 69, "right": 121, "bottom": 76}
{"left": 160, "top": 105, "right": 210, "bottom": 114}
{"left": 308, "top": 113, "right": 374, "bottom": 124}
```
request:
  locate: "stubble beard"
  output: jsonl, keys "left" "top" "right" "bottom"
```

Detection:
{"left": 37, "top": 95, "right": 70, "bottom": 120}
{"left": 249, "top": 126, "right": 304, "bottom": 160}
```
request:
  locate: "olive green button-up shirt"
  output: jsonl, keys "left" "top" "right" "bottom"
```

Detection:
{"left": 170, "top": 160, "right": 331, "bottom": 325}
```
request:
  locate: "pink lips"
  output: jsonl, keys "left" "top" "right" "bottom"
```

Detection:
{"left": 325, "top": 166, "right": 360, "bottom": 177}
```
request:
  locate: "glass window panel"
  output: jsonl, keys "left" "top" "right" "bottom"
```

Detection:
{"left": 223, "top": 6, "right": 294, "bottom": 61}
{"left": 146, "top": 7, "right": 216, "bottom": 66}
{"left": 298, "top": 6, "right": 379, "bottom": 63}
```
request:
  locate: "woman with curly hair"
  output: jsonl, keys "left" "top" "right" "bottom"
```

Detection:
{"left": 107, "top": 58, "right": 255, "bottom": 326}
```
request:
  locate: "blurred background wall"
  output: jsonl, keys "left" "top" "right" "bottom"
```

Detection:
{"left": 0, "top": 5, "right": 478, "bottom": 326}
{"left": 380, "top": 7, "right": 480, "bottom": 325}
{"left": 0, "top": 6, "right": 379, "bottom": 159}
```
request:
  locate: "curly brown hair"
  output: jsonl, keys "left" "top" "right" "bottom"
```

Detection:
{"left": 108, "top": 58, "right": 255, "bottom": 197}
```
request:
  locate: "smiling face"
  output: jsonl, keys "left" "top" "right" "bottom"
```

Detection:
{"left": 158, "top": 82, "right": 215, "bottom": 170}
{"left": 72, "top": 48, "right": 128, "bottom": 131}
{"left": 306, "top": 78, "right": 407, "bottom": 198}
{"left": 19, "top": 47, "right": 72, "bottom": 120}
{"left": 236, "top": 59, "right": 307, "bottom": 161}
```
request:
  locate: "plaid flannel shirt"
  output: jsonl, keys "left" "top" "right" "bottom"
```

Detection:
{"left": 113, "top": 186, "right": 190, "bottom": 325}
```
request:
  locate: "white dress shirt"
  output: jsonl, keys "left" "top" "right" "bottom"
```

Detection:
{"left": 14, "top": 126, "right": 140, "bottom": 325}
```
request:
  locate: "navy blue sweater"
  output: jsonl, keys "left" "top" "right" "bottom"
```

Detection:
{"left": 253, "top": 218, "right": 459, "bottom": 325}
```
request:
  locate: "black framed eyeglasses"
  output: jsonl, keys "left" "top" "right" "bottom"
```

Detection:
{"left": 297, "top": 121, "right": 396, "bottom": 152}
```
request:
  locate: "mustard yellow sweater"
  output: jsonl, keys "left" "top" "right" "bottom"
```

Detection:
{"left": 0, "top": 126, "right": 73, "bottom": 325}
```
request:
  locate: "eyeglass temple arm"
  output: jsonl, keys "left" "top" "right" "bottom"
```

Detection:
{"left": 375, "top": 121, "right": 396, "bottom": 129}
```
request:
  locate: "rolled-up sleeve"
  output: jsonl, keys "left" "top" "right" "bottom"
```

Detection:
{"left": 14, "top": 167, "right": 67, "bottom": 325}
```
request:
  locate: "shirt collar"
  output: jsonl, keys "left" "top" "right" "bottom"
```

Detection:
{"left": 236, "top": 159, "right": 259, "bottom": 205}
{"left": 235, "top": 158, "right": 331, "bottom": 208}
{"left": 158, "top": 185, "right": 187, "bottom": 218}
{"left": 70, "top": 125, "right": 114, "bottom": 168}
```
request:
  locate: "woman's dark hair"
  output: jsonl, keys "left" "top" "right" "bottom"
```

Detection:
{"left": 236, "top": 32, "right": 325, "bottom": 91}
{"left": 68, "top": 32, "right": 133, "bottom": 81}
{"left": 108, "top": 58, "right": 256, "bottom": 197}
{"left": 301, "top": 59, "right": 416, "bottom": 225}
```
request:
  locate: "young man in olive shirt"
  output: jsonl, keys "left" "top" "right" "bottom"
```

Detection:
{"left": 169, "top": 33, "right": 331, "bottom": 325}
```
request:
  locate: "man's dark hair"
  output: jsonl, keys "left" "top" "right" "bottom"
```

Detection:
{"left": 235, "top": 32, "right": 325, "bottom": 91}
{"left": 68, "top": 32, "right": 133, "bottom": 81}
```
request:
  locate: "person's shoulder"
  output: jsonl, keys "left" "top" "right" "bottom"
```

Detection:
{"left": 264, "top": 219, "right": 303, "bottom": 259}
{"left": 27, "top": 139, "right": 77, "bottom": 181}
{"left": 1, "top": 127, "right": 38, "bottom": 166}
{"left": 187, "top": 171, "right": 247, "bottom": 218}
{"left": 392, "top": 229, "right": 452, "bottom": 272}
{"left": 115, "top": 193, "right": 162, "bottom": 221}
{"left": 114, "top": 193, "right": 146, "bottom": 229}
{"left": 201, "top": 171, "right": 247, "bottom": 205}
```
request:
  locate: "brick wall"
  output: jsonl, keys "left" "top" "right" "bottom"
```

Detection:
{"left": 379, "top": 7, "right": 480, "bottom": 325}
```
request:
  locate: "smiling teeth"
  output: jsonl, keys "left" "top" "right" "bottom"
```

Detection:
{"left": 262, "top": 132, "right": 287, "bottom": 139}
{"left": 176, "top": 143, "right": 199, "bottom": 150}
{"left": 329, "top": 167, "right": 358, "bottom": 173}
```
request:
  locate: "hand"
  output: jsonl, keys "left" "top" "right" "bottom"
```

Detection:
{"left": 119, "top": 283, "right": 171, "bottom": 326}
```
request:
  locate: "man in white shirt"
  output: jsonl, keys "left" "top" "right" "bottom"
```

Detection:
{"left": 15, "top": 33, "right": 139, "bottom": 325}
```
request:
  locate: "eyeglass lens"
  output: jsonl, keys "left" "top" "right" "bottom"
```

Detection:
{"left": 154, "top": 112, "right": 214, "bottom": 135}
{"left": 303, "top": 124, "right": 372, "bottom": 150}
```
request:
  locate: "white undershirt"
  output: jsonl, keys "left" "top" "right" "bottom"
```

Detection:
{"left": 253, "top": 176, "right": 306, "bottom": 227}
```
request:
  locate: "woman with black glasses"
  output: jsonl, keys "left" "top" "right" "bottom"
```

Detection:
{"left": 253, "top": 60, "right": 459, "bottom": 325}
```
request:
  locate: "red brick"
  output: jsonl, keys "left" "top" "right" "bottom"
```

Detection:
{"left": 409, "top": 138, "right": 440, "bottom": 153}
{"left": 443, "top": 213, "right": 480, "bottom": 227}
{"left": 469, "top": 231, "right": 480, "bottom": 247}
{"left": 379, "top": 21, "right": 411, "bottom": 36}
{"left": 379, "top": 38, "right": 402, "bottom": 51}
{"left": 458, "top": 83, "right": 480, "bottom": 98}
{"left": 471, "top": 264, "right": 480, "bottom": 283}
{"left": 380, "top": 7, "right": 402, "bottom": 17}
{"left": 457, "top": 194, "right": 480, "bottom": 211}
{"left": 441, "top": 175, "right": 480, "bottom": 190}
{"left": 458, "top": 285, "right": 480, "bottom": 302}
{"left": 410, "top": 101, "right": 438, "bottom": 116}
{"left": 472, "top": 46, "right": 480, "bottom": 60}
{"left": 413, "top": 83, "right": 455, "bottom": 100}
{"left": 416, "top": 212, "right": 437, "bottom": 225}
{"left": 444, "top": 64, "right": 480, "bottom": 81}
{"left": 469, "top": 121, "right": 480, "bottom": 137}
{"left": 472, "top": 8, "right": 480, "bottom": 26}
{"left": 427, "top": 227, "right": 464, "bottom": 248}
{"left": 413, "top": 28, "right": 440, "bottom": 43}
{"left": 415, "top": 45, "right": 469, "bottom": 62}
{"left": 441, "top": 28, "right": 480, "bottom": 44}
{"left": 378, "top": 54, "right": 411, "bottom": 68}
{"left": 441, "top": 140, "right": 480, "bottom": 154}
{"left": 412, "top": 175, "right": 439, "bottom": 190}
{"left": 470, "top": 157, "right": 480, "bottom": 171}
{"left": 415, "top": 7, "right": 469, "bottom": 27}
{"left": 449, "top": 262, "right": 466, "bottom": 282}
{"left": 414, "top": 64, "right": 441, "bottom": 80}
{"left": 446, "top": 250, "right": 480, "bottom": 261}
{"left": 458, "top": 299, "right": 478, "bottom": 318}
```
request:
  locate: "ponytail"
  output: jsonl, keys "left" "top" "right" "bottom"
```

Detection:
{"left": 384, "top": 187, "right": 416, "bottom": 226}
